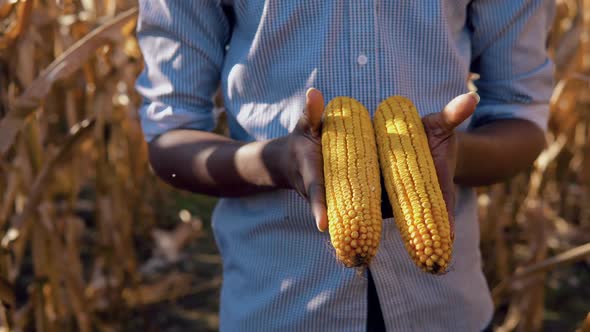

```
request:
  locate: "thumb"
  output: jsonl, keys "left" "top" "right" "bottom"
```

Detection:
{"left": 440, "top": 92, "right": 479, "bottom": 131}
{"left": 305, "top": 88, "right": 325, "bottom": 132}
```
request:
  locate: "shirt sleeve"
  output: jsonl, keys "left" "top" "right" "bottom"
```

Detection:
{"left": 468, "top": 0, "right": 556, "bottom": 131}
{"left": 135, "top": 1, "right": 231, "bottom": 142}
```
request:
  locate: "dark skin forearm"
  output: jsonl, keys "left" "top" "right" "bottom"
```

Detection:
{"left": 454, "top": 119, "right": 546, "bottom": 187}
{"left": 147, "top": 130, "right": 289, "bottom": 197}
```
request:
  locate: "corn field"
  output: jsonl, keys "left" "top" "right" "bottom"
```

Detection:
{"left": 0, "top": 0, "right": 589, "bottom": 331}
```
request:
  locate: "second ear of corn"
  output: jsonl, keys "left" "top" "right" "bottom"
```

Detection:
{"left": 322, "top": 97, "right": 383, "bottom": 268}
{"left": 374, "top": 96, "right": 452, "bottom": 274}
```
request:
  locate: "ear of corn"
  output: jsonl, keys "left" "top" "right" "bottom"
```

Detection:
{"left": 322, "top": 96, "right": 383, "bottom": 268}
{"left": 374, "top": 96, "right": 452, "bottom": 274}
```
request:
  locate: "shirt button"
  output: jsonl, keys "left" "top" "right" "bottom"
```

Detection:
{"left": 357, "top": 54, "right": 368, "bottom": 66}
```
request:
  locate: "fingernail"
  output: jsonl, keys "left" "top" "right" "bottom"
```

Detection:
{"left": 306, "top": 88, "right": 317, "bottom": 99}
{"left": 314, "top": 214, "right": 325, "bottom": 232}
{"left": 316, "top": 222, "right": 324, "bottom": 232}
{"left": 467, "top": 91, "right": 480, "bottom": 104}
{"left": 315, "top": 217, "right": 325, "bottom": 232}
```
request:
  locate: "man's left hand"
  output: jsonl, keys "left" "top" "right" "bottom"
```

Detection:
{"left": 381, "top": 92, "right": 479, "bottom": 239}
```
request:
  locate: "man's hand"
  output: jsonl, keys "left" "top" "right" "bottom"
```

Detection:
{"left": 278, "top": 88, "right": 328, "bottom": 232}
{"left": 421, "top": 92, "right": 479, "bottom": 235}
{"left": 380, "top": 93, "right": 478, "bottom": 234}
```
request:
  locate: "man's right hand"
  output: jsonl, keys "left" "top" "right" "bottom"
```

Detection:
{"left": 276, "top": 88, "right": 328, "bottom": 232}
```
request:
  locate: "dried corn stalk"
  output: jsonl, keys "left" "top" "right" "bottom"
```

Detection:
{"left": 479, "top": 1, "right": 590, "bottom": 331}
{"left": 0, "top": 1, "right": 210, "bottom": 331}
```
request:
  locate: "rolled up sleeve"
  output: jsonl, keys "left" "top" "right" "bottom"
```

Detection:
{"left": 135, "top": 0, "right": 230, "bottom": 142}
{"left": 468, "top": 0, "right": 556, "bottom": 131}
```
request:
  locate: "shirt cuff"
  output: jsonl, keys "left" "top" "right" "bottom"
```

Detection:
{"left": 139, "top": 101, "right": 216, "bottom": 143}
{"left": 468, "top": 102, "right": 549, "bottom": 132}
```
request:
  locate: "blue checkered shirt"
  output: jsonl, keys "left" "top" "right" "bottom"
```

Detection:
{"left": 135, "top": 1, "right": 555, "bottom": 331}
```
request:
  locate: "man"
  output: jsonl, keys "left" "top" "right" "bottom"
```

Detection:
{"left": 135, "top": 1, "right": 555, "bottom": 331}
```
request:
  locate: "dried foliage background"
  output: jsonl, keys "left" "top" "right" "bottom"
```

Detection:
{"left": 0, "top": 0, "right": 589, "bottom": 331}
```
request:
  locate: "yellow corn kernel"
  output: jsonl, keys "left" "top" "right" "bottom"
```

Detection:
{"left": 374, "top": 96, "right": 453, "bottom": 274}
{"left": 322, "top": 96, "right": 383, "bottom": 268}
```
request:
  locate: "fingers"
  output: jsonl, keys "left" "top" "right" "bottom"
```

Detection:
{"left": 289, "top": 88, "right": 328, "bottom": 231}
{"left": 309, "top": 182, "right": 328, "bottom": 232}
{"left": 439, "top": 168, "right": 456, "bottom": 241}
{"left": 300, "top": 150, "right": 328, "bottom": 232}
{"left": 439, "top": 92, "right": 479, "bottom": 131}
{"left": 305, "top": 88, "right": 325, "bottom": 133}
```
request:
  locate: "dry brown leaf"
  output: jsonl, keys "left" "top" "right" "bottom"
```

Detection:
{"left": 493, "top": 242, "right": 590, "bottom": 302}
{"left": 0, "top": 0, "right": 33, "bottom": 50}
{"left": 122, "top": 272, "right": 195, "bottom": 308}
{"left": 0, "top": 7, "right": 137, "bottom": 157}
{"left": 1, "top": 118, "right": 94, "bottom": 251}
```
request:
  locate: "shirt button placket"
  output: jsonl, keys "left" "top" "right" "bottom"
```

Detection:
{"left": 350, "top": 0, "right": 377, "bottom": 112}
